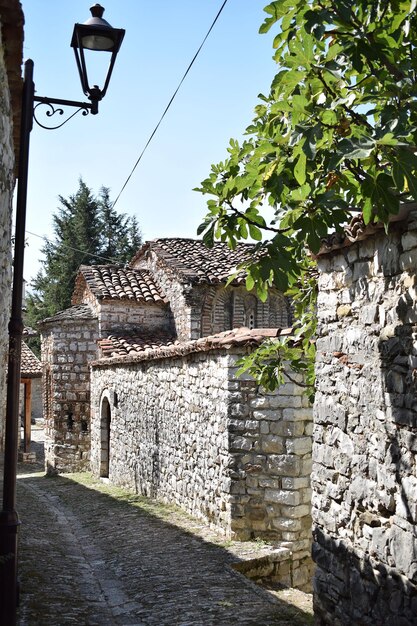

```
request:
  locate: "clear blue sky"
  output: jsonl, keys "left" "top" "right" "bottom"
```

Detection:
{"left": 20, "top": 1, "right": 277, "bottom": 285}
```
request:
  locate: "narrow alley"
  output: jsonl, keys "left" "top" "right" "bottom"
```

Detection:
{"left": 10, "top": 425, "right": 313, "bottom": 626}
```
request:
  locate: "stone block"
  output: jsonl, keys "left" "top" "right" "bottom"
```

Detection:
{"left": 282, "top": 476, "right": 310, "bottom": 490}
{"left": 267, "top": 454, "right": 301, "bottom": 477}
{"left": 281, "top": 504, "right": 310, "bottom": 519}
{"left": 352, "top": 261, "right": 371, "bottom": 281}
{"left": 228, "top": 403, "right": 250, "bottom": 418}
{"left": 261, "top": 435, "right": 285, "bottom": 454}
{"left": 272, "top": 517, "right": 302, "bottom": 531}
{"left": 286, "top": 437, "right": 312, "bottom": 455}
{"left": 260, "top": 421, "right": 270, "bottom": 435}
{"left": 270, "top": 421, "right": 305, "bottom": 437}
{"left": 265, "top": 489, "right": 301, "bottom": 506}
{"left": 282, "top": 407, "right": 311, "bottom": 421}
{"left": 245, "top": 506, "right": 266, "bottom": 521}
{"left": 400, "top": 248, "right": 417, "bottom": 271}
{"left": 253, "top": 409, "right": 280, "bottom": 421}
{"left": 389, "top": 524, "right": 417, "bottom": 578}
{"left": 229, "top": 436, "right": 253, "bottom": 452}
{"left": 359, "top": 304, "right": 378, "bottom": 325}
{"left": 402, "top": 231, "right": 417, "bottom": 251}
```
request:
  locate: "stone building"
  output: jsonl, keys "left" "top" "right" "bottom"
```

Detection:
{"left": 0, "top": 0, "right": 24, "bottom": 449}
{"left": 40, "top": 238, "right": 293, "bottom": 475}
{"left": 312, "top": 205, "right": 417, "bottom": 624}
{"left": 41, "top": 238, "right": 313, "bottom": 586}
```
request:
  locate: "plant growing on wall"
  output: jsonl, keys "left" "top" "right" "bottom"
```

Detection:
{"left": 196, "top": 0, "right": 417, "bottom": 398}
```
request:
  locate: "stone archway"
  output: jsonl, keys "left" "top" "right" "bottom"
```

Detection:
{"left": 100, "top": 396, "right": 111, "bottom": 478}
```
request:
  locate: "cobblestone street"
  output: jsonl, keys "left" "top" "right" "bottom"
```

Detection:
{"left": 7, "top": 427, "right": 313, "bottom": 626}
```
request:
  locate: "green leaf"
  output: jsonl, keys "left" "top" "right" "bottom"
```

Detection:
{"left": 248, "top": 223, "right": 263, "bottom": 241}
{"left": 197, "top": 218, "right": 213, "bottom": 236}
{"left": 363, "top": 173, "right": 399, "bottom": 218}
{"left": 195, "top": 0, "right": 417, "bottom": 398}
{"left": 375, "top": 133, "right": 401, "bottom": 146}
{"left": 259, "top": 2, "right": 287, "bottom": 33}
{"left": 337, "top": 137, "right": 375, "bottom": 160}
{"left": 246, "top": 273, "right": 255, "bottom": 291}
{"left": 393, "top": 149, "right": 417, "bottom": 202}
{"left": 294, "top": 152, "right": 307, "bottom": 185}
{"left": 202, "top": 225, "right": 215, "bottom": 248}
{"left": 290, "top": 183, "right": 311, "bottom": 202}
{"left": 362, "top": 197, "right": 373, "bottom": 225}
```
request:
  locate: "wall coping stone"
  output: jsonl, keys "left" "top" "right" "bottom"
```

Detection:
{"left": 315, "top": 202, "right": 417, "bottom": 258}
{"left": 91, "top": 326, "right": 294, "bottom": 368}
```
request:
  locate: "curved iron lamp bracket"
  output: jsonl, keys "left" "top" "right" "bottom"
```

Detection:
{"left": 33, "top": 96, "right": 92, "bottom": 130}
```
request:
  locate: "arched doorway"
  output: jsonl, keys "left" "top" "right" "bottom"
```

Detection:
{"left": 100, "top": 397, "right": 111, "bottom": 478}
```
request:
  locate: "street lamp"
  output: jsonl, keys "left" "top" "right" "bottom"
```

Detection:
{"left": 71, "top": 3, "right": 125, "bottom": 114}
{"left": 0, "top": 5, "right": 124, "bottom": 625}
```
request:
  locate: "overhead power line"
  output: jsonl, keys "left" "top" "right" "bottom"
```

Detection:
{"left": 25, "top": 229, "right": 123, "bottom": 265}
{"left": 112, "top": 0, "right": 229, "bottom": 209}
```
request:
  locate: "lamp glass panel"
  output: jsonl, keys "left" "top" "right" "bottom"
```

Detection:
{"left": 82, "top": 34, "right": 114, "bottom": 51}
{"left": 82, "top": 47, "right": 112, "bottom": 90}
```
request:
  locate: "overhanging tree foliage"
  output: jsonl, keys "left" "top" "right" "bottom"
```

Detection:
{"left": 197, "top": 0, "right": 417, "bottom": 398}
{"left": 25, "top": 179, "right": 142, "bottom": 334}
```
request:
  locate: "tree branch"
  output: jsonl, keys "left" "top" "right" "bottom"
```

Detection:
{"left": 225, "top": 202, "right": 293, "bottom": 234}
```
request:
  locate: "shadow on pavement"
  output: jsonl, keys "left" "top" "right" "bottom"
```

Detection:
{"left": 15, "top": 470, "right": 314, "bottom": 626}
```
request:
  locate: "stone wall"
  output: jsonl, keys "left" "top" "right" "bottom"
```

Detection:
{"left": 90, "top": 346, "right": 313, "bottom": 590}
{"left": 313, "top": 208, "right": 417, "bottom": 624}
{"left": 41, "top": 316, "right": 98, "bottom": 473}
{"left": 0, "top": 17, "right": 17, "bottom": 448}
{"left": 134, "top": 251, "right": 192, "bottom": 341}
{"left": 98, "top": 300, "right": 171, "bottom": 335}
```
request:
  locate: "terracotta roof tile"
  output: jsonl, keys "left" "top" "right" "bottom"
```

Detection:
{"left": 93, "top": 327, "right": 293, "bottom": 367}
{"left": 21, "top": 342, "right": 42, "bottom": 378}
{"left": 77, "top": 265, "right": 166, "bottom": 303}
{"left": 98, "top": 330, "right": 179, "bottom": 358}
{"left": 40, "top": 304, "right": 97, "bottom": 325}
{"left": 131, "top": 238, "right": 255, "bottom": 285}
{"left": 316, "top": 203, "right": 416, "bottom": 257}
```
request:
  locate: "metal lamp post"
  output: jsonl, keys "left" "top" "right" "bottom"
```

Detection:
{"left": 0, "top": 5, "right": 124, "bottom": 624}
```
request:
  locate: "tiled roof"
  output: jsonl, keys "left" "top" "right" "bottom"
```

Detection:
{"left": 93, "top": 327, "right": 293, "bottom": 366}
{"left": 40, "top": 304, "right": 97, "bottom": 325}
{"left": 131, "top": 238, "right": 255, "bottom": 285}
{"left": 21, "top": 342, "right": 42, "bottom": 378}
{"left": 98, "top": 330, "right": 178, "bottom": 358}
{"left": 75, "top": 265, "right": 166, "bottom": 304}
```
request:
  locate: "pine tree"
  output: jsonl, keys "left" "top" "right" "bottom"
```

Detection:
{"left": 25, "top": 179, "right": 143, "bottom": 335}
{"left": 98, "top": 186, "right": 142, "bottom": 264}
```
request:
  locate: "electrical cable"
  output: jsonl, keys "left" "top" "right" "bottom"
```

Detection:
{"left": 111, "top": 0, "right": 229, "bottom": 210}
{"left": 25, "top": 229, "right": 124, "bottom": 265}
{"left": 24, "top": 2, "right": 230, "bottom": 279}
